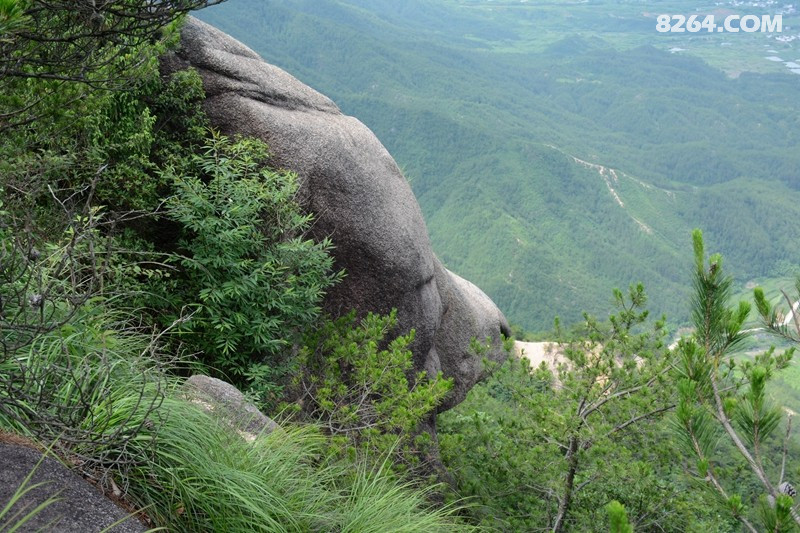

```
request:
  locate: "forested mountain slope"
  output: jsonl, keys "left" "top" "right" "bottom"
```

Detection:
{"left": 198, "top": 0, "right": 800, "bottom": 330}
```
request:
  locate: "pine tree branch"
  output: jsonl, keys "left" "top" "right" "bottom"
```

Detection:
{"left": 709, "top": 367, "right": 800, "bottom": 526}
{"left": 709, "top": 370, "right": 774, "bottom": 492}
{"left": 779, "top": 414, "right": 793, "bottom": 486}
{"left": 605, "top": 404, "right": 675, "bottom": 438}
{"left": 582, "top": 366, "right": 671, "bottom": 420}
{"left": 552, "top": 435, "right": 580, "bottom": 533}
{"left": 686, "top": 424, "right": 759, "bottom": 533}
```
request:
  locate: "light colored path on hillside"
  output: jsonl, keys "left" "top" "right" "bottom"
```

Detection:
{"left": 542, "top": 143, "right": 679, "bottom": 237}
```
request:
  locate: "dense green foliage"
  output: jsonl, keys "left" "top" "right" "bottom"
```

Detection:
{"left": 0, "top": 39, "right": 208, "bottom": 232}
{"left": 438, "top": 285, "right": 736, "bottom": 532}
{"left": 198, "top": 0, "right": 800, "bottom": 330}
{"left": 164, "top": 132, "right": 340, "bottom": 403}
{"left": 0, "top": 254, "right": 468, "bottom": 531}
{"left": 290, "top": 310, "right": 452, "bottom": 472}
{"left": 0, "top": 4, "right": 465, "bottom": 530}
{"left": 0, "top": 0, "right": 224, "bottom": 130}
{"left": 0, "top": 145, "right": 466, "bottom": 533}
{"left": 437, "top": 234, "right": 800, "bottom": 531}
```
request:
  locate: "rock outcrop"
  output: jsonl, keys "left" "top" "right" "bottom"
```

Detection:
{"left": 0, "top": 441, "right": 146, "bottom": 533}
{"left": 162, "top": 17, "right": 509, "bottom": 410}
{"left": 182, "top": 375, "right": 279, "bottom": 441}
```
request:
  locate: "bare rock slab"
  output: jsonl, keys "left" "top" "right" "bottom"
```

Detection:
{"left": 0, "top": 443, "right": 146, "bottom": 533}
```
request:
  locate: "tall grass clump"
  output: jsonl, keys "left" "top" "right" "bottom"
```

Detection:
{"left": 117, "top": 396, "right": 469, "bottom": 532}
{"left": 0, "top": 305, "right": 169, "bottom": 476}
{"left": 121, "top": 399, "right": 333, "bottom": 531}
{"left": 337, "top": 456, "right": 473, "bottom": 533}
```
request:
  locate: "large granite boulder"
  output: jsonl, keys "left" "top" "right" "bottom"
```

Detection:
{"left": 162, "top": 17, "right": 509, "bottom": 410}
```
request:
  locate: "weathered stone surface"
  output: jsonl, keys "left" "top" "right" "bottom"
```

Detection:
{"left": 182, "top": 375, "right": 278, "bottom": 440}
{"left": 0, "top": 442, "right": 146, "bottom": 533}
{"left": 162, "top": 17, "right": 510, "bottom": 409}
{"left": 433, "top": 266, "right": 511, "bottom": 409}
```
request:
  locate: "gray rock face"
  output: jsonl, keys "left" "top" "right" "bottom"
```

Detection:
{"left": 162, "top": 17, "right": 510, "bottom": 409}
{"left": 0, "top": 442, "right": 146, "bottom": 533}
{"left": 182, "top": 375, "right": 279, "bottom": 440}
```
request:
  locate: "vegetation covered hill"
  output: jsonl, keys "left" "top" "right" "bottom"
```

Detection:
{"left": 197, "top": 0, "right": 800, "bottom": 330}
{"left": 3, "top": 1, "right": 800, "bottom": 531}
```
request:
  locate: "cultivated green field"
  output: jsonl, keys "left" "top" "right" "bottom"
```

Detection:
{"left": 443, "top": 0, "right": 800, "bottom": 75}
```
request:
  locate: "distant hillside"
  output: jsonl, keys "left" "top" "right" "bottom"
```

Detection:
{"left": 197, "top": 0, "right": 800, "bottom": 331}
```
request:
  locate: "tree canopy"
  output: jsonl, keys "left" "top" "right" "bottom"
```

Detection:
{"left": 0, "top": 0, "right": 225, "bottom": 130}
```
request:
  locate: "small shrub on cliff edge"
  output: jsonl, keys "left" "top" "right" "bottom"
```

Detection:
{"left": 290, "top": 310, "right": 453, "bottom": 474}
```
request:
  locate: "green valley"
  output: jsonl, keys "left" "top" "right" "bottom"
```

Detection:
{"left": 197, "top": 0, "right": 800, "bottom": 331}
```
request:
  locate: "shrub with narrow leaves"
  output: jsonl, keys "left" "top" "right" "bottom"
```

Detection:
{"left": 291, "top": 310, "right": 452, "bottom": 473}
{"left": 165, "top": 132, "right": 341, "bottom": 403}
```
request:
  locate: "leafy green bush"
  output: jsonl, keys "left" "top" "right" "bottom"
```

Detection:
{"left": 0, "top": 66, "right": 208, "bottom": 263}
{"left": 164, "top": 131, "right": 341, "bottom": 402}
{"left": 0, "top": 198, "right": 114, "bottom": 356}
{"left": 0, "top": 1, "right": 217, "bottom": 133}
{"left": 87, "top": 67, "right": 209, "bottom": 213}
{"left": 290, "top": 310, "right": 452, "bottom": 473}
